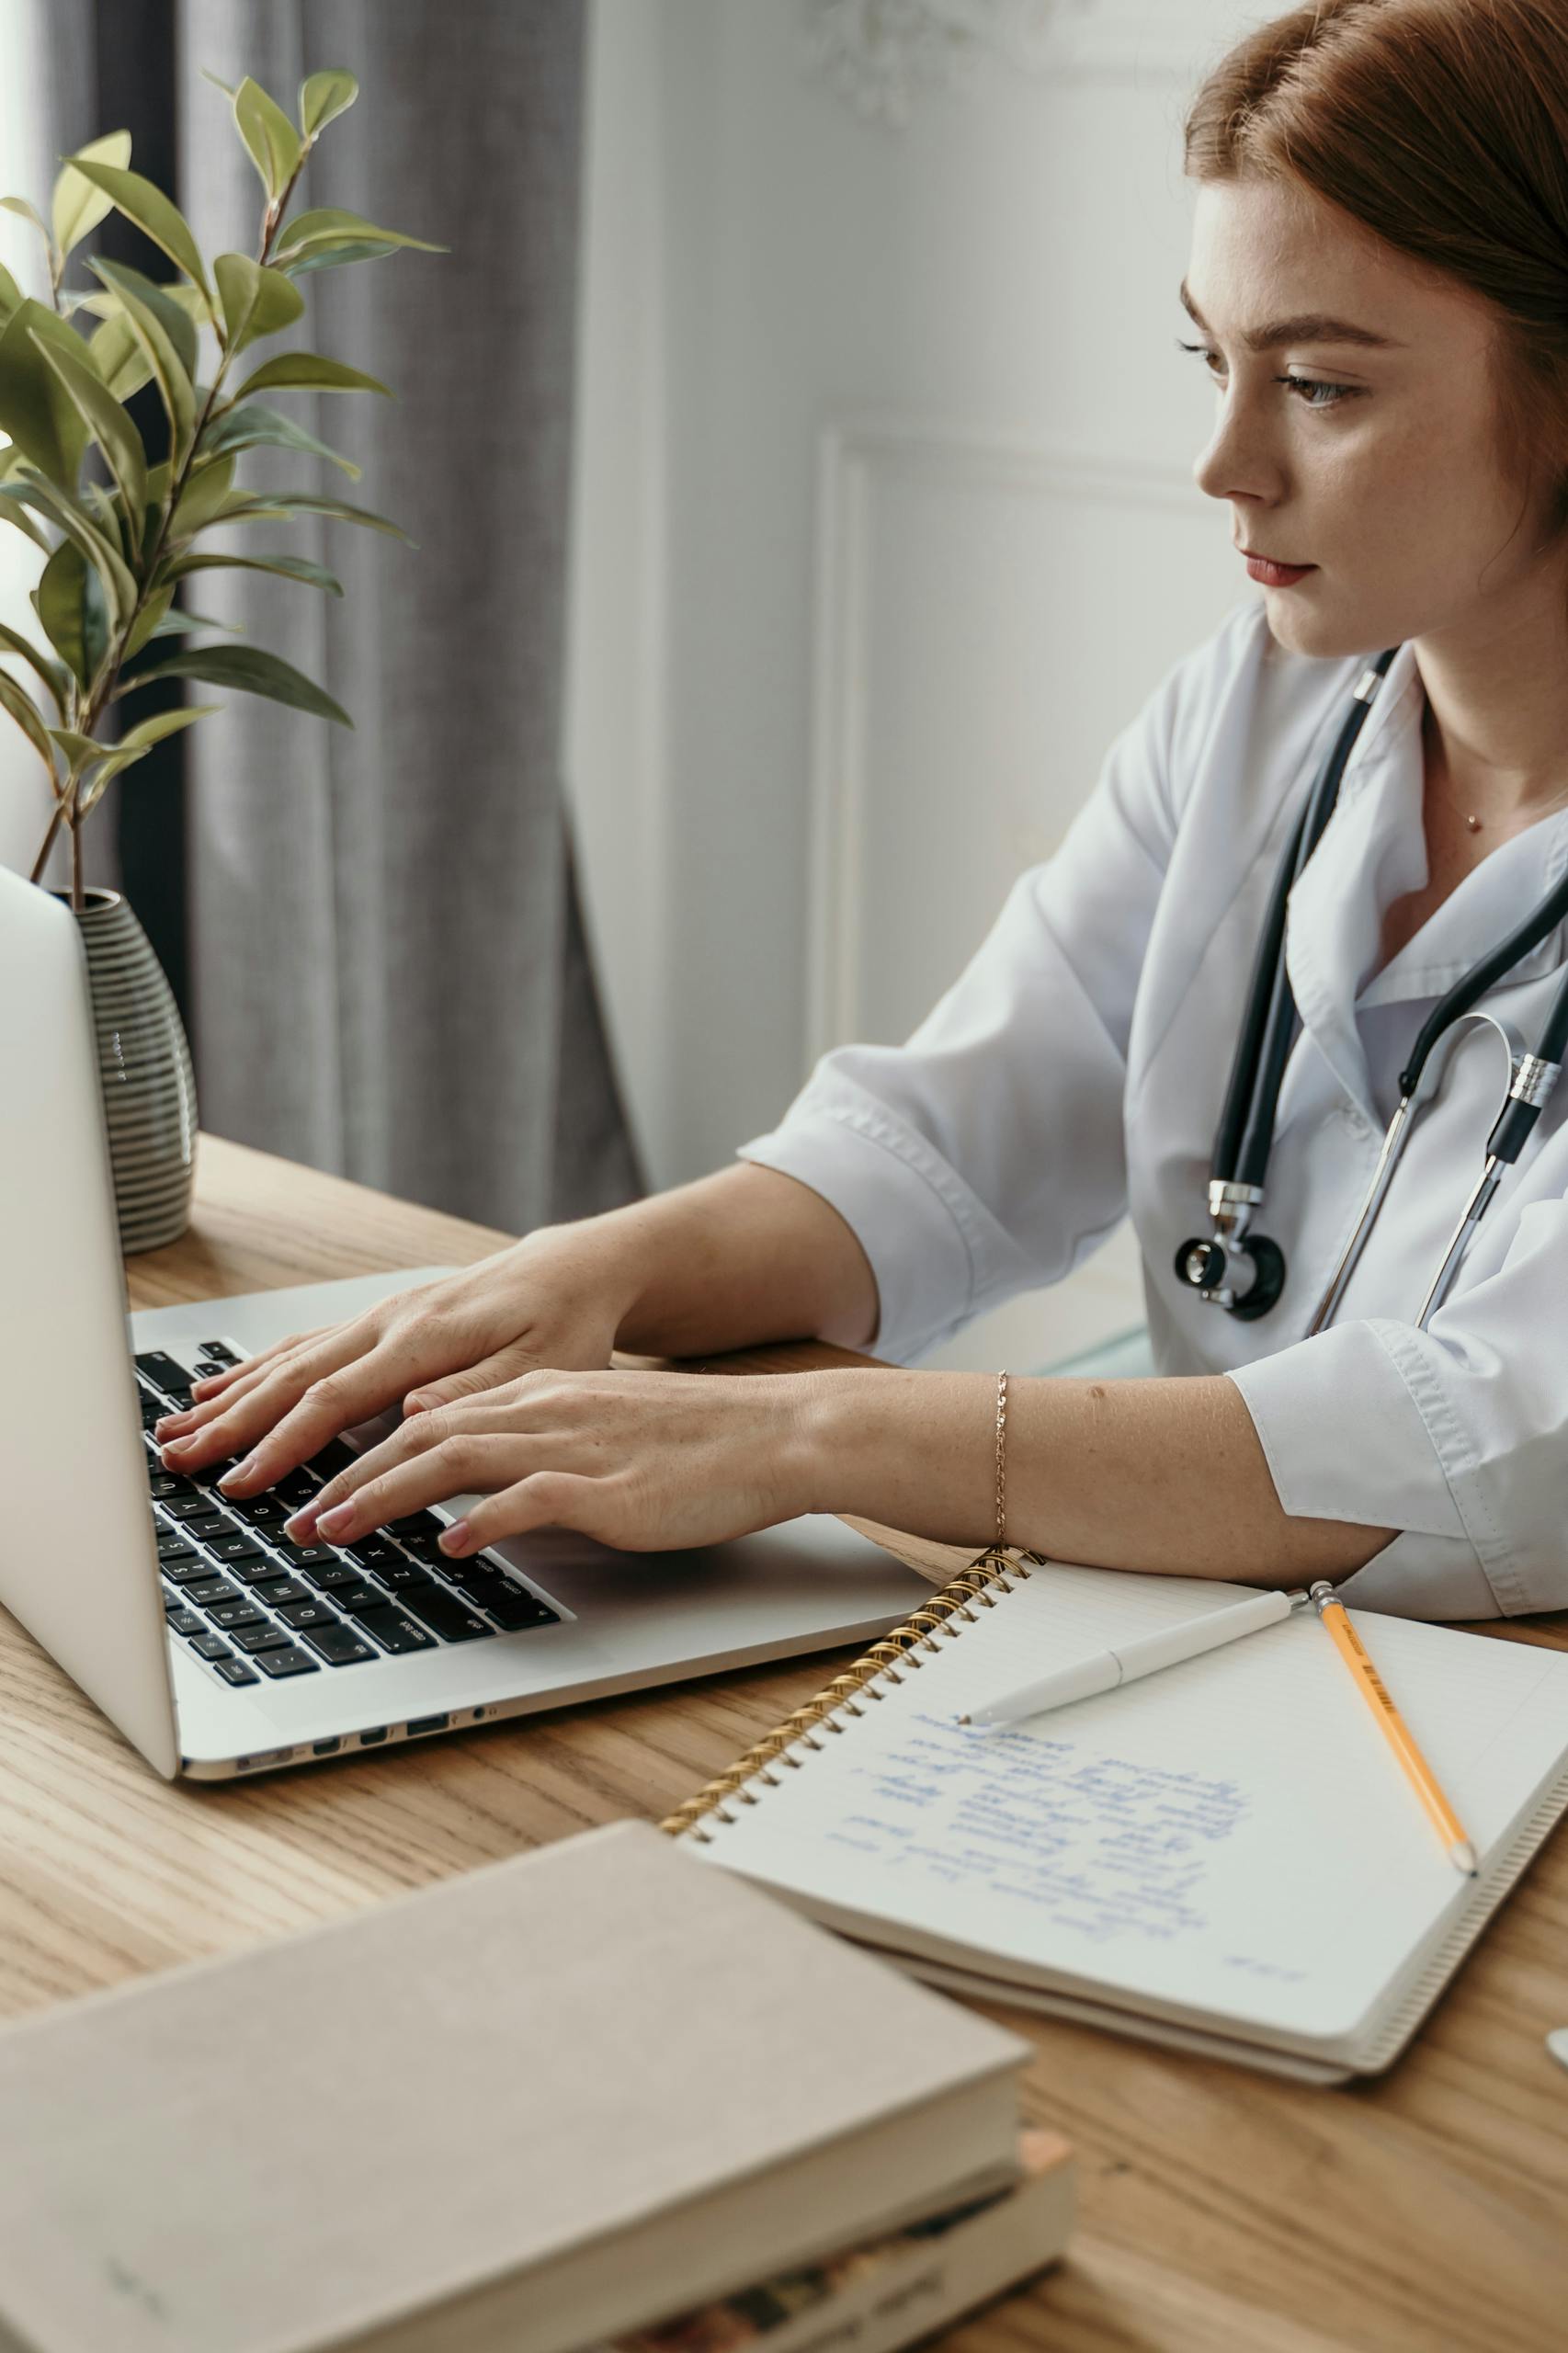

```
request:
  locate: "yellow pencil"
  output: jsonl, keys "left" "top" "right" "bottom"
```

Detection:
{"left": 1308, "top": 1583, "right": 1478, "bottom": 1876}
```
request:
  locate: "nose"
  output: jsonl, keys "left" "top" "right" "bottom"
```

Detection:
{"left": 1191, "top": 381, "right": 1282, "bottom": 508}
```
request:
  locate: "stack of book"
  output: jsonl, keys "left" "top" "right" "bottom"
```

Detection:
{"left": 0, "top": 1820, "right": 1073, "bottom": 2353}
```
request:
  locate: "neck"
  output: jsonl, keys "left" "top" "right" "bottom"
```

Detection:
{"left": 1415, "top": 563, "right": 1568, "bottom": 827}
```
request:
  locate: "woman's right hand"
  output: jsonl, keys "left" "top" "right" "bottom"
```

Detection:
{"left": 152, "top": 1228, "right": 643, "bottom": 1499}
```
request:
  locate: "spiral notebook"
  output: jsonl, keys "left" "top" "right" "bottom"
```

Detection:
{"left": 663, "top": 1552, "right": 1568, "bottom": 2082}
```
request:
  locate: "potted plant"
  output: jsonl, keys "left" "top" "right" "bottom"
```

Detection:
{"left": 0, "top": 67, "right": 439, "bottom": 1250}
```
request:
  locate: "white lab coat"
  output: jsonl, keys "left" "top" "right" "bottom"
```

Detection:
{"left": 739, "top": 594, "right": 1568, "bottom": 1620}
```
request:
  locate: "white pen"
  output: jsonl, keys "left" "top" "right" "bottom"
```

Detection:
{"left": 956, "top": 1587, "right": 1312, "bottom": 1730}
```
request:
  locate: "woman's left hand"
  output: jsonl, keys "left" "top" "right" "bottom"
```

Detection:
{"left": 281, "top": 1368, "right": 824, "bottom": 1559}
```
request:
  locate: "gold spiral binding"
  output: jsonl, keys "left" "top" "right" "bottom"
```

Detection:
{"left": 659, "top": 1546, "right": 1041, "bottom": 1842}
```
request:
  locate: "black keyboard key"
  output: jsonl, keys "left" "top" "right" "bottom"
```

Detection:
{"left": 327, "top": 1579, "right": 385, "bottom": 1617}
{"left": 140, "top": 1394, "right": 165, "bottom": 1430}
{"left": 252, "top": 1645, "right": 320, "bottom": 1679}
{"left": 254, "top": 1575, "right": 312, "bottom": 1607}
{"left": 272, "top": 1471, "right": 323, "bottom": 1507}
{"left": 165, "top": 1605, "right": 204, "bottom": 1635}
{"left": 188, "top": 1631, "right": 232, "bottom": 1661}
{"left": 173, "top": 1510, "right": 231, "bottom": 1543}
{"left": 227, "top": 1555, "right": 292, "bottom": 1588}
{"left": 161, "top": 1493, "right": 222, "bottom": 1523}
{"left": 232, "top": 1622, "right": 296, "bottom": 1654}
{"left": 274, "top": 1540, "right": 339, "bottom": 1571}
{"left": 278, "top": 1598, "right": 341, "bottom": 1631}
{"left": 195, "top": 1341, "right": 239, "bottom": 1365}
{"left": 397, "top": 1582, "right": 494, "bottom": 1643}
{"left": 148, "top": 1472, "right": 196, "bottom": 1501}
{"left": 344, "top": 1535, "right": 406, "bottom": 1569}
{"left": 355, "top": 1604, "right": 437, "bottom": 1656}
{"left": 214, "top": 1655, "right": 260, "bottom": 1686}
{"left": 364, "top": 1555, "right": 426, "bottom": 1592}
{"left": 186, "top": 1576, "right": 241, "bottom": 1608}
{"left": 158, "top": 1550, "right": 205, "bottom": 1582}
{"left": 206, "top": 1600, "right": 266, "bottom": 1632}
{"left": 487, "top": 1588, "right": 559, "bottom": 1631}
{"left": 302, "top": 1622, "right": 377, "bottom": 1666}
{"left": 386, "top": 1511, "right": 448, "bottom": 1541}
{"left": 302, "top": 1559, "right": 364, "bottom": 1593}
{"left": 228, "top": 1495, "right": 290, "bottom": 1529}
{"left": 209, "top": 1533, "right": 269, "bottom": 1567}
{"left": 135, "top": 1350, "right": 193, "bottom": 1394}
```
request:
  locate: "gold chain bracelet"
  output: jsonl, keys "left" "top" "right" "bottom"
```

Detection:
{"left": 994, "top": 1369, "right": 1009, "bottom": 1550}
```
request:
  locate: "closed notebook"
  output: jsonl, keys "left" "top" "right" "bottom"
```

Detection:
{"left": 0, "top": 1819, "right": 1031, "bottom": 2353}
{"left": 665, "top": 1552, "right": 1568, "bottom": 2082}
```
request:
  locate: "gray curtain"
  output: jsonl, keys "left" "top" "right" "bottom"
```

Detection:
{"left": 53, "top": 0, "right": 642, "bottom": 1234}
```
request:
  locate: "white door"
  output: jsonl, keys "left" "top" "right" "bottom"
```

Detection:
{"left": 565, "top": 0, "right": 1269, "bottom": 1370}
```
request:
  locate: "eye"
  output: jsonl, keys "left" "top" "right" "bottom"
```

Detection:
{"left": 1175, "top": 338, "right": 1359, "bottom": 412}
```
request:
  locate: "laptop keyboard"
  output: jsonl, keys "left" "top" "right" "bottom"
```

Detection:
{"left": 137, "top": 1344, "right": 562, "bottom": 1689}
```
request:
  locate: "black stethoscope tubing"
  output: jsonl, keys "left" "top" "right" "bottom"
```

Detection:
{"left": 1178, "top": 643, "right": 1568, "bottom": 1322}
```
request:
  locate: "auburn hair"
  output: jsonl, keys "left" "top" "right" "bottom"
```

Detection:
{"left": 1183, "top": 0, "right": 1568, "bottom": 539}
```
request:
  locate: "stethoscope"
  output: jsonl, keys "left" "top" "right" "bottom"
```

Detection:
{"left": 1176, "top": 646, "right": 1568, "bottom": 1333}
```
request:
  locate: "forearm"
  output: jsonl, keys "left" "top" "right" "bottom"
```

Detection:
{"left": 546, "top": 1162, "right": 881, "bottom": 1359}
{"left": 802, "top": 1368, "right": 1394, "bottom": 1585}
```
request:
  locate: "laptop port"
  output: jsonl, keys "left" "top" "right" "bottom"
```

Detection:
{"left": 406, "top": 1712, "right": 449, "bottom": 1736}
{"left": 312, "top": 1737, "right": 342, "bottom": 1756}
{"left": 358, "top": 1726, "right": 389, "bottom": 1745}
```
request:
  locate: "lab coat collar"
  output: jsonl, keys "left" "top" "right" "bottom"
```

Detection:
{"left": 1284, "top": 642, "right": 1568, "bottom": 1119}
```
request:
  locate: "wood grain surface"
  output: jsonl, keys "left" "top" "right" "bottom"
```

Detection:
{"left": 4, "top": 1130, "right": 1566, "bottom": 2352}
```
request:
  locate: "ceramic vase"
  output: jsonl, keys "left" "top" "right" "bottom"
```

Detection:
{"left": 56, "top": 887, "right": 198, "bottom": 1254}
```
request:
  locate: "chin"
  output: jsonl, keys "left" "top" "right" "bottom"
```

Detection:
{"left": 1259, "top": 592, "right": 1379, "bottom": 664}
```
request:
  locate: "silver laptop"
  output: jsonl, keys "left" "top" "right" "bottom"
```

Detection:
{"left": 1, "top": 868, "right": 928, "bottom": 1779}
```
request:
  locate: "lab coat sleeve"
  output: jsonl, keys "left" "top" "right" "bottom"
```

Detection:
{"left": 736, "top": 617, "right": 1244, "bottom": 1364}
{"left": 1228, "top": 1188, "right": 1568, "bottom": 1618}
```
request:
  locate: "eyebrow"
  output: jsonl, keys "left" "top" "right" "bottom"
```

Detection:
{"left": 1178, "top": 278, "right": 1403, "bottom": 352}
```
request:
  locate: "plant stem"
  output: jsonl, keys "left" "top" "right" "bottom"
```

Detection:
{"left": 28, "top": 800, "right": 63, "bottom": 886}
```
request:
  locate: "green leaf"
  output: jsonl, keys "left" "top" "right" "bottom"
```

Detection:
{"left": 212, "top": 252, "right": 303, "bottom": 358}
{"left": 12, "top": 471, "right": 138, "bottom": 621}
{"left": 52, "top": 128, "right": 132, "bottom": 263}
{"left": 0, "top": 485, "right": 51, "bottom": 551}
{"left": 165, "top": 550, "right": 344, "bottom": 597}
{"left": 271, "top": 207, "right": 446, "bottom": 267}
{"left": 119, "top": 641, "right": 351, "bottom": 724}
{"left": 0, "top": 260, "right": 23, "bottom": 328}
{"left": 0, "top": 619, "right": 68, "bottom": 712}
{"left": 168, "top": 452, "right": 234, "bottom": 539}
{"left": 62, "top": 159, "right": 211, "bottom": 303}
{"left": 201, "top": 69, "right": 237, "bottom": 98}
{"left": 0, "top": 301, "right": 93, "bottom": 487}
{"left": 87, "top": 310, "right": 153, "bottom": 402}
{"left": 36, "top": 539, "right": 108, "bottom": 687}
{"left": 50, "top": 724, "right": 119, "bottom": 769}
{"left": 123, "top": 585, "right": 172, "bottom": 657}
{"left": 82, "top": 260, "right": 198, "bottom": 381}
{"left": 286, "top": 239, "right": 402, "bottom": 278}
{"left": 0, "top": 666, "right": 58, "bottom": 775}
{"left": 199, "top": 401, "right": 360, "bottom": 478}
{"left": 28, "top": 324, "right": 148, "bottom": 552}
{"left": 75, "top": 749, "right": 142, "bottom": 814}
{"left": 233, "top": 352, "right": 391, "bottom": 401}
{"left": 143, "top": 606, "right": 241, "bottom": 638}
{"left": 233, "top": 76, "right": 301, "bottom": 199}
{"left": 0, "top": 196, "right": 50, "bottom": 241}
{"left": 89, "top": 258, "right": 195, "bottom": 453}
{"left": 210, "top": 488, "right": 413, "bottom": 542}
{"left": 299, "top": 70, "right": 359, "bottom": 138}
{"left": 119, "top": 702, "right": 221, "bottom": 752}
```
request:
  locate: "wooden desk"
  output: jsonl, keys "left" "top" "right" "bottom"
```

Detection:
{"left": 4, "top": 1133, "right": 1565, "bottom": 2352}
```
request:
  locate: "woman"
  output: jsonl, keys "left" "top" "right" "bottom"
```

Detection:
{"left": 158, "top": 0, "right": 1568, "bottom": 1620}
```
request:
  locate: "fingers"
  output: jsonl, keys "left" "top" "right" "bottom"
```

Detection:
{"left": 296, "top": 1431, "right": 538, "bottom": 1547}
{"left": 158, "top": 1319, "right": 396, "bottom": 1480}
{"left": 446, "top": 1472, "right": 602, "bottom": 1553}
{"left": 183, "top": 1324, "right": 336, "bottom": 1404}
{"left": 403, "top": 1346, "right": 542, "bottom": 1415}
{"left": 208, "top": 1336, "right": 448, "bottom": 1496}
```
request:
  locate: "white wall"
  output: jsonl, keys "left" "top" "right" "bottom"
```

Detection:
{"left": 563, "top": 0, "right": 1270, "bottom": 1369}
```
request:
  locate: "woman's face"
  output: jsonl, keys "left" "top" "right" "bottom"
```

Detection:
{"left": 1184, "top": 175, "right": 1565, "bottom": 661}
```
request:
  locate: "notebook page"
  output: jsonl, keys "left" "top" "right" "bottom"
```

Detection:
{"left": 691, "top": 1564, "right": 1568, "bottom": 2050}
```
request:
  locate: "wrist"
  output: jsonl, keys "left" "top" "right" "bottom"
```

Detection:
{"left": 791, "top": 1368, "right": 897, "bottom": 1518}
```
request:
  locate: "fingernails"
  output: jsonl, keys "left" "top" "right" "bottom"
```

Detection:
{"left": 316, "top": 1502, "right": 356, "bottom": 1537}
{"left": 284, "top": 1506, "right": 320, "bottom": 1540}
{"left": 154, "top": 1411, "right": 191, "bottom": 1434}
{"left": 218, "top": 1453, "right": 261, "bottom": 1491}
{"left": 439, "top": 1518, "right": 472, "bottom": 1555}
{"left": 161, "top": 1436, "right": 200, "bottom": 1461}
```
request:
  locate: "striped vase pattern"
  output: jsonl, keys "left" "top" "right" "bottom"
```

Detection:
{"left": 58, "top": 889, "right": 198, "bottom": 1255}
